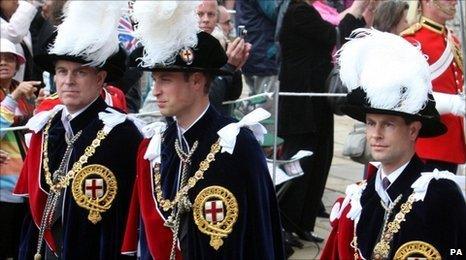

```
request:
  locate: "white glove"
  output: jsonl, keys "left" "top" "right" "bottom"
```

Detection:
{"left": 432, "top": 92, "right": 465, "bottom": 116}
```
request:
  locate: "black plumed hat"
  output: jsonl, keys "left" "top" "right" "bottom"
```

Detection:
{"left": 128, "top": 32, "right": 229, "bottom": 76}
{"left": 338, "top": 29, "right": 446, "bottom": 138}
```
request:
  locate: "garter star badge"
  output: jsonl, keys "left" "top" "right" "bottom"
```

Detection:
{"left": 72, "top": 164, "right": 117, "bottom": 224}
{"left": 179, "top": 47, "right": 194, "bottom": 65}
{"left": 193, "top": 186, "right": 238, "bottom": 250}
{"left": 394, "top": 241, "right": 441, "bottom": 260}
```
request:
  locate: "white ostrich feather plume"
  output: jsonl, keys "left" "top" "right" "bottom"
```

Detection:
{"left": 338, "top": 28, "right": 432, "bottom": 115}
{"left": 49, "top": 1, "right": 125, "bottom": 67}
{"left": 131, "top": 0, "right": 200, "bottom": 68}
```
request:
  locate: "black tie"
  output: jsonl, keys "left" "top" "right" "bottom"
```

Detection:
{"left": 382, "top": 177, "right": 391, "bottom": 190}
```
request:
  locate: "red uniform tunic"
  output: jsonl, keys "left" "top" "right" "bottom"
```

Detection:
{"left": 403, "top": 18, "right": 465, "bottom": 164}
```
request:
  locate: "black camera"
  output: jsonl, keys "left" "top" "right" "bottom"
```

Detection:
{"left": 237, "top": 25, "right": 247, "bottom": 38}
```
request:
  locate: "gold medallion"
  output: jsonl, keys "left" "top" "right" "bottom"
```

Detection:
{"left": 71, "top": 164, "right": 117, "bottom": 224}
{"left": 394, "top": 241, "right": 441, "bottom": 260}
{"left": 193, "top": 186, "right": 238, "bottom": 250}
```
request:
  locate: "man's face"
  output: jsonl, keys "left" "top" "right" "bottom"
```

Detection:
{"left": 0, "top": 0, "right": 19, "bottom": 15}
{"left": 218, "top": 7, "right": 233, "bottom": 36}
{"left": 366, "top": 114, "right": 421, "bottom": 167}
{"left": 0, "top": 53, "right": 17, "bottom": 80}
{"left": 197, "top": 0, "right": 218, "bottom": 34}
{"left": 54, "top": 60, "right": 106, "bottom": 113}
{"left": 152, "top": 71, "right": 197, "bottom": 117}
{"left": 423, "top": 0, "right": 457, "bottom": 24}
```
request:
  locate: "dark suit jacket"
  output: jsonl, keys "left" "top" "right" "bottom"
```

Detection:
{"left": 278, "top": 2, "right": 365, "bottom": 135}
{"left": 356, "top": 155, "right": 466, "bottom": 259}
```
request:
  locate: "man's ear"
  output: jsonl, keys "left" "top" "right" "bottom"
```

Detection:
{"left": 191, "top": 72, "right": 205, "bottom": 92}
{"left": 409, "top": 121, "right": 422, "bottom": 141}
{"left": 96, "top": 70, "right": 107, "bottom": 87}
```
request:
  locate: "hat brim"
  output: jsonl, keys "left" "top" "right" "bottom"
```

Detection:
{"left": 33, "top": 54, "right": 87, "bottom": 74}
{"left": 2, "top": 51, "right": 26, "bottom": 65}
{"left": 34, "top": 48, "right": 126, "bottom": 83}
{"left": 341, "top": 104, "right": 447, "bottom": 138}
{"left": 143, "top": 65, "right": 232, "bottom": 76}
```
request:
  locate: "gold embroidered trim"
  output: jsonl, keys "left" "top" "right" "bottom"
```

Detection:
{"left": 420, "top": 16, "right": 445, "bottom": 34}
{"left": 394, "top": 240, "right": 441, "bottom": 260}
{"left": 153, "top": 139, "right": 221, "bottom": 212}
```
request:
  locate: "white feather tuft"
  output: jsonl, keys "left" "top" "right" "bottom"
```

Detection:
{"left": 338, "top": 28, "right": 432, "bottom": 115}
{"left": 50, "top": 1, "right": 125, "bottom": 67}
{"left": 131, "top": 0, "right": 200, "bottom": 68}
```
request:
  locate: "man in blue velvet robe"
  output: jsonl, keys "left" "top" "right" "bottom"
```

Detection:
{"left": 13, "top": 2, "right": 142, "bottom": 259}
{"left": 121, "top": 4, "right": 285, "bottom": 258}
{"left": 321, "top": 29, "right": 466, "bottom": 260}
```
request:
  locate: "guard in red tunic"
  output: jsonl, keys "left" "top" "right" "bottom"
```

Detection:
{"left": 321, "top": 29, "right": 466, "bottom": 260}
{"left": 402, "top": 0, "right": 465, "bottom": 173}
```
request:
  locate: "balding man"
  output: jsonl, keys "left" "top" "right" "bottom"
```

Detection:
{"left": 218, "top": 5, "right": 233, "bottom": 37}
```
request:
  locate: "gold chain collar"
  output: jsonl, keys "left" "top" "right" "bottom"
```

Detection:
{"left": 153, "top": 139, "right": 221, "bottom": 212}
{"left": 42, "top": 117, "right": 108, "bottom": 193}
{"left": 372, "top": 193, "right": 416, "bottom": 259}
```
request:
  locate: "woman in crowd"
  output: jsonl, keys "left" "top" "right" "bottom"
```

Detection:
{"left": 0, "top": 0, "right": 37, "bottom": 82}
{"left": 373, "top": 0, "right": 410, "bottom": 35}
{"left": 277, "top": 0, "right": 368, "bottom": 246}
{"left": 0, "top": 38, "right": 39, "bottom": 259}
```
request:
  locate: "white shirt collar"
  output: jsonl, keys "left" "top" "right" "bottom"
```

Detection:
{"left": 375, "top": 161, "right": 409, "bottom": 204}
{"left": 176, "top": 103, "right": 210, "bottom": 135}
{"left": 381, "top": 161, "right": 408, "bottom": 187}
{"left": 61, "top": 97, "right": 98, "bottom": 135}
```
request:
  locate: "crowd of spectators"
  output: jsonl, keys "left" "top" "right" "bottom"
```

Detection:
{"left": 0, "top": 0, "right": 464, "bottom": 259}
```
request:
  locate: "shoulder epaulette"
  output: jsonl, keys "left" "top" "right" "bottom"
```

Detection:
{"left": 44, "top": 93, "right": 59, "bottom": 100}
{"left": 400, "top": 23, "right": 422, "bottom": 36}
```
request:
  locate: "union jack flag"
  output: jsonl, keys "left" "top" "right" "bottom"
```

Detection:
{"left": 118, "top": 15, "right": 138, "bottom": 52}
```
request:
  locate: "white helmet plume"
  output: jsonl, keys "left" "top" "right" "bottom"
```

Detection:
{"left": 49, "top": 1, "right": 125, "bottom": 67}
{"left": 131, "top": 1, "right": 200, "bottom": 68}
{"left": 338, "top": 28, "right": 432, "bottom": 115}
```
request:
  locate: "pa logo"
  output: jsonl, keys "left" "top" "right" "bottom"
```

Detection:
{"left": 450, "top": 249, "right": 463, "bottom": 256}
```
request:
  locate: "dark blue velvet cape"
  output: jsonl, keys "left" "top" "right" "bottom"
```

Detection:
{"left": 19, "top": 98, "right": 142, "bottom": 259}
{"left": 356, "top": 155, "right": 466, "bottom": 259}
{"left": 140, "top": 106, "right": 285, "bottom": 259}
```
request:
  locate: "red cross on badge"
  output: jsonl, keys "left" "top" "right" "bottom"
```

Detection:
{"left": 85, "top": 178, "right": 104, "bottom": 199}
{"left": 204, "top": 200, "right": 224, "bottom": 224}
{"left": 180, "top": 48, "right": 194, "bottom": 65}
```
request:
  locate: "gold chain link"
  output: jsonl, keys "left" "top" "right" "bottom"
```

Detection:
{"left": 372, "top": 194, "right": 416, "bottom": 259}
{"left": 153, "top": 139, "right": 221, "bottom": 212}
{"left": 42, "top": 118, "right": 108, "bottom": 193}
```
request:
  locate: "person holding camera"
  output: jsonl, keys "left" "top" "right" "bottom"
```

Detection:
{"left": 235, "top": 0, "right": 279, "bottom": 111}
{"left": 197, "top": 0, "right": 251, "bottom": 116}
